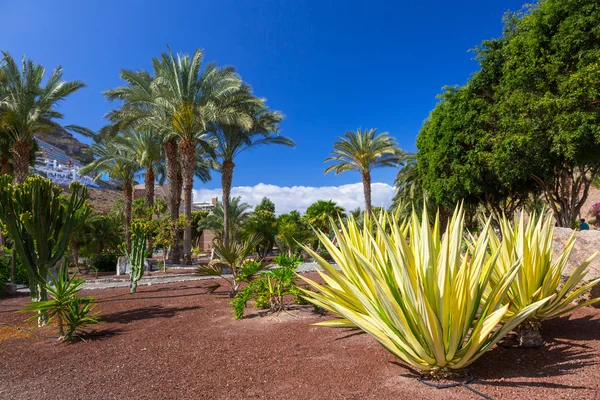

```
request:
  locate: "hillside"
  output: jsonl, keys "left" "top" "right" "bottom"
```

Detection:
{"left": 35, "top": 128, "right": 94, "bottom": 164}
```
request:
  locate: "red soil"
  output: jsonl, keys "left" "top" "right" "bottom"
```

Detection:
{"left": 1, "top": 276, "right": 599, "bottom": 399}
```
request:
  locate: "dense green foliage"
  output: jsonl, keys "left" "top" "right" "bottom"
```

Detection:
{"left": 0, "top": 176, "right": 90, "bottom": 325}
{"left": 276, "top": 211, "right": 312, "bottom": 256}
{"left": 244, "top": 198, "right": 277, "bottom": 258}
{"left": 416, "top": 0, "right": 600, "bottom": 226}
{"left": 231, "top": 253, "right": 306, "bottom": 319}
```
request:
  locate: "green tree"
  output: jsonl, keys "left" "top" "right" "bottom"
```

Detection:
{"left": 190, "top": 210, "right": 209, "bottom": 247}
{"left": 304, "top": 200, "right": 346, "bottom": 236}
{"left": 276, "top": 211, "right": 312, "bottom": 256}
{"left": 113, "top": 129, "right": 163, "bottom": 219}
{"left": 199, "top": 196, "right": 251, "bottom": 243}
{"left": 80, "top": 140, "right": 140, "bottom": 250}
{"left": 391, "top": 152, "right": 438, "bottom": 223}
{"left": 105, "top": 48, "right": 257, "bottom": 264}
{"left": 80, "top": 215, "right": 123, "bottom": 267}
{"left": 325, "top": 128, "right": 402, "bottom": 216}
{"left": 103, "top": 68, "right": 185, "bottom": 262}
{"left": 494, "top": 0, "right": 600, "bottom": 226}
{"left": 418, "top": 0, "right": 600, "bottom": 227}
{"left": 244, "top": 200, "right": 277, "bottom": 258}
{"left": 0, "top": 52, "right": 90, "bottom": 183}
{"left": 210, "top": 98, "right": 293, "bottom": 247}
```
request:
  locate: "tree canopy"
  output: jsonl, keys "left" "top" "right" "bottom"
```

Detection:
{"left": 416, "top": 0, "right": 600, "bottom": 225}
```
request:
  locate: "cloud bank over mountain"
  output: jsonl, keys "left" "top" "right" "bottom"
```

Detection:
{"left": 193, "top": 182, "right": 395, "bottom": 214}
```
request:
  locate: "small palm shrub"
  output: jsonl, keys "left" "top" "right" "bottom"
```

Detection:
{"left": 300, "top": 207, "right": 548, "bottom": 375}
{"left": 231, "top": 259, "right": 305, "bottom": 320}
{"left": 196, "top": 234, "right": 263, "bottom": 296}
{"left": 488, "top": 212, "right": 600, "bottom": 346}
{"left": 22, "top": 266, "right": 100, "bottom": 341}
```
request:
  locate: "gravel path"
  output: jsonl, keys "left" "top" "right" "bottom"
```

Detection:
{"left": 1, "top": 277, "right": 600, "bottom": 399}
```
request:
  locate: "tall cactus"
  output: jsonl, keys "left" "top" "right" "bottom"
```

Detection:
{"left": 126, "top": 221, "right": 147, "bottom": 294}
{"left": 0, "top": 175, "right": 90, "bottom": 325}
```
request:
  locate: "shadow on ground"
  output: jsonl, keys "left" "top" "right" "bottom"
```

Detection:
{"left": 100, "top": 305, "right": 200, "bottom": 324}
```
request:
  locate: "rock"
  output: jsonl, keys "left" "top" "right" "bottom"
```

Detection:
{"left": 117, "top": 256, "right": 130, "bottom": 275}
{"left": 47, "top": 258, "right": 65, "bottom": 281}
{"left": 117, "top": 256, "right": 151, "bottom": 275}
{"left": 5, "top": 283, "right": 17, "bottom": 295}
{"left": 553, "top": 227, "right": 600, "bottom": 307}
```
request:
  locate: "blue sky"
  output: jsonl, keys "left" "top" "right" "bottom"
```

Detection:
{"left": 1, "top": 0, "right": 527, "bottom": 211}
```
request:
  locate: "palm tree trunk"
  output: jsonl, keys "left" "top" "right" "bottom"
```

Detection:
{"left": 145, "top": 168, "right": 155, "bottom": 255}
{"left": 164, "top": 140, "right": 181, "bottom": 263}
{"left": 179, "top": 139, "right": 196, "bottom": 265}
{"left": 362, "top": 172, "right": 372, "bottom": 217}
{"left": 123, "top": 178, "right": 133, "bottom": 252}
{"left": 221, "top": 160, "right": 235, "bottom": 247}
{"left": 11, "top": 139, "right": 33, "bottom": 184}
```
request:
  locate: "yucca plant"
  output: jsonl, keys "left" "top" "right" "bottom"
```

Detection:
{"left": 488, "top": 212, "right": 600, "bottom": 347}
{"left": 300, "top": 206, "right": 548, "bottom": 375}
{"left": 21, "top": 266, "right": 100, "bottom": 341}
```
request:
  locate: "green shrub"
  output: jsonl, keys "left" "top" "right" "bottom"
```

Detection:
{"left": 0, "top": 248, "right": 30, "bottom": 294}
{"left": 231, "top": 264, "right": 305, "bottom": 320}
{"left": 22, "top": 266, "right": 100, "bottom": 341}
{"left": 93, "top": 252, "right": 119, "bottom": 273}
{"left": 0, "top": 269, "right": 7, "bottom": 298}
{"left": 273, "top": 253, "right": 303, "bottom": 268}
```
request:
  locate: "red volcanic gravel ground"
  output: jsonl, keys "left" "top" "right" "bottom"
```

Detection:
{"left": 1, "top": 274, "right": 600, "bottom": 400}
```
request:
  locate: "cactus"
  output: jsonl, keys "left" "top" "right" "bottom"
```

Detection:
{"left": 125, "top": 221, "right": 147, "bottom": 294}
{"left": 0, "top": 176, "right": 90, "bottom": 325}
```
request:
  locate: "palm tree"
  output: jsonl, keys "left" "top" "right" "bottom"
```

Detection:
{"left": 80, "top": 140, "right": 140, "bottom": 250}
{"left": 210, "top": 97, "right": 293, "bottom": 247}
{"left": 103, "top": 69, "right": 187, "bottom": 261}
{"left": 105, "top": 48, "right": 257, "bottom": 264}
{"left": 304, "top": 200, "right": 346, "bottom": 235}
{"left": 113, "top": 129, "right": 164, "bottom": 253}
{"left": 199, "top": 196, "right": 251, "bottom": 243}
{"left": 113, "top": 130, "right": 163, "bottom": 216}
{"left": 325, "top": 128, "right": 402, "bottom": 217}
{"left": 0, "top": 52, "right": 90, "bottom": 183}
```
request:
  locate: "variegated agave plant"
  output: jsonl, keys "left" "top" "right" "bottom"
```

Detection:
{"left": 487, "top": 212, "right": 600, "bottom": 325}
{"left": 300, "top": 206, "right": 548, "bottom": 374}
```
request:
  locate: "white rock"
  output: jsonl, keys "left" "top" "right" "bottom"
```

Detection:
{"left": 117, "top": 256, "right": 130, "bottom": 275}
{"left": 553, "top": 227, "right": 600, "bottom": 307}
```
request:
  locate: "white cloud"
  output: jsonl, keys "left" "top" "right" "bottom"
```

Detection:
{"left": 193, "top": 182, "right": 395, "bottom": 215}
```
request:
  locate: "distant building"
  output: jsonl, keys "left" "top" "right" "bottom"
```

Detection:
{"left": 134, "top": 183, "right": 218, "bottom": 213}
{"left": 32, "top": 137, "right": 100, "bottom": 188}
{"left": 193, "top": 197, "right": 218, "bottom": 212}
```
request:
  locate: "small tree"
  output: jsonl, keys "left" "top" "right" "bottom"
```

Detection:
{"left": 153, "top": 216, "right": 185, "bottom": 271}
{"left": 0, "top": 176, "right": 90, "bottom": 325}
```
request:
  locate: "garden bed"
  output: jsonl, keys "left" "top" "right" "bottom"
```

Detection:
{"left": 1, "top": 274, "right": 599, "bottom": 399}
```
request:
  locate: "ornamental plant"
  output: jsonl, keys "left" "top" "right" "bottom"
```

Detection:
{"left": 487, "top": 212, "right": 600, "bottom": 347}
{"left": 22, "top": 266, "right": 100, "bottom": 341}
{"left": 231, "top": 254, "right": 305, "bottom": 319}
{"left": 590, "top": 202, "right": 600, "bottom": 224}
{"left": 0, "top": 176, "right": 90, "bottom": 325}
{"left": 196, "top": 234, "right": 263, "bottom": 296}
{"left": 300, "top": 206, "right": 548, "bottom": 375}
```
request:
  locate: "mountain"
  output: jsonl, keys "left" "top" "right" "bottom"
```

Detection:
{"left": 35, "top": 128, "right": 94, "bottom": 164}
